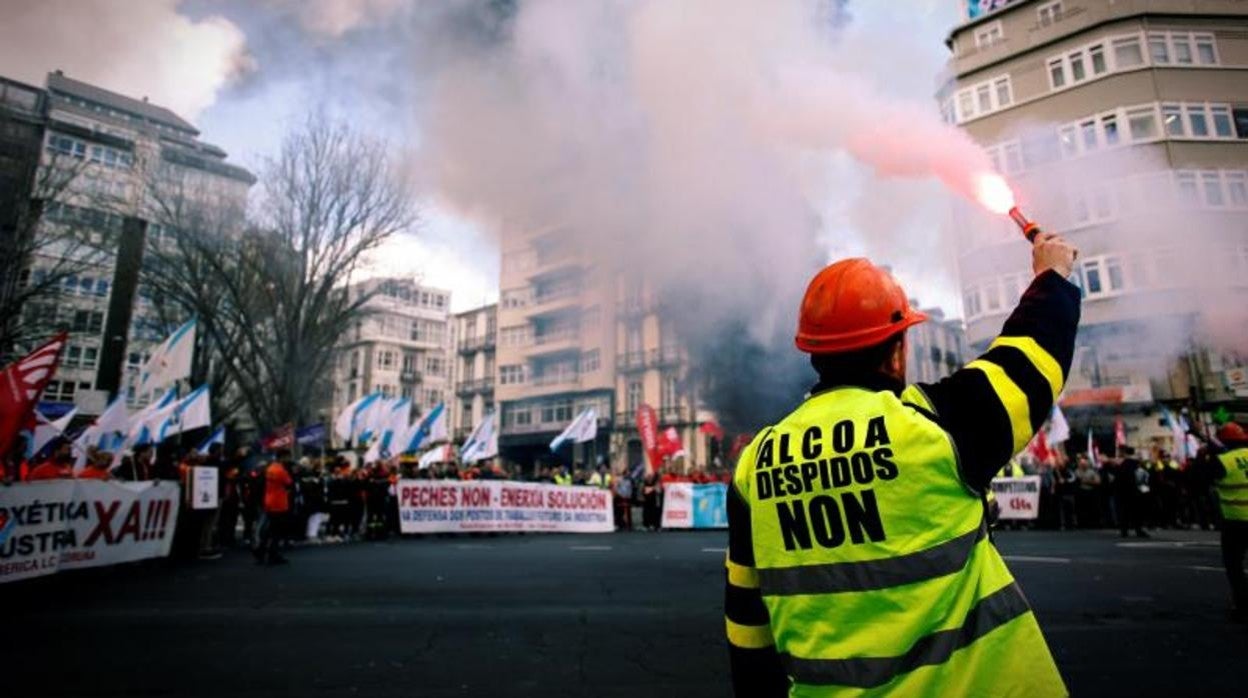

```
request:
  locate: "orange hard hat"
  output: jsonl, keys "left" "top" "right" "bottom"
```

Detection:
{"left": 1218, "top": 422, "right": 1248, "bottom": 445}
{"left": 795, "top": 258, "right": 928, "bottom": 354}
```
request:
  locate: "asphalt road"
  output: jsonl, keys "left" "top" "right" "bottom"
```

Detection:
{"left": 5, "top": 529, "right": 1245, "bottom": 697}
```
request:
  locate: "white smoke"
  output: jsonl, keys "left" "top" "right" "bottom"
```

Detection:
{"left": 0, "top": 0, "right": 252, "bottom": 120}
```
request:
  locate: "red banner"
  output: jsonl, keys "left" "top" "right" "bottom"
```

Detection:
{"left": 260, "top": 423, "right": 294, "bottom": 452}
{"left": 0, "top": 332, "right": 67, "bottom": 458}
{"left": 636, "top": 404, "right": 660, "bottom": 471}
{"left": 698, "top": 420, "right": 725, "bottom": 441}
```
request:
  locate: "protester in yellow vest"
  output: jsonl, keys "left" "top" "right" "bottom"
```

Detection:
{"left": 725, "top": 232, "right": 1079, "bottom": 696}
{"left": 1211, "top": 423, "right": 1248, "bottom": 623}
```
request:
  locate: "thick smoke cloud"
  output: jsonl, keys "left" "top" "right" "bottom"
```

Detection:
{"left": 418, "top": 0, "right": 987, "bottom": 429}
{"left": 0, "top": 0, "right": 251, "bottom": 120}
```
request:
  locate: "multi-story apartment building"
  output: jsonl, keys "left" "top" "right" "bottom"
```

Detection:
{"left": 451, "top": 303, "right": 496, "bottom": 440}
{"left": 495, "top": 227, "right": 614, "bottom": 470}
{"left": 613, "top": 277, "right": 717, "bottom": 471}
{"left": 942, "top": 0, "right": 1248, "bottom": 448}
{"left": 5, "top": 71, "right": 254, "bottom": 416}
{"left": 0, "top": 76, "right": 47, "bottom": 362}
{"left": 328, "top": 279, "right": 452, "bottom": 445}
{"left": 904, "top": 301, "right": 968, "bottom": 384}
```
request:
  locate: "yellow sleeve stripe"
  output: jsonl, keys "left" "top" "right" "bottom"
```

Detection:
{"left": 900, "top": 384, "right": 935, "bottom": 413}
{"left": 967, "top": 359, "right": 1032, "bottom": 454}
{"left": 726, "top": 617, "right": 774, "bottom": 649}
{"left": 991, "top": 336, "right": 1062, "bottom": 401}
{"left": 726, "top": 557, "right": 761, "bottom": 589}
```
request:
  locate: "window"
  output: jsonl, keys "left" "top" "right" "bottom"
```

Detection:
{"left": 1083, "top": 260, "right": 1104, "bottom": 295}
{"left": 1048, "top": 59, "right": 1066, "bottom": 89}
{"left": 1212, "top": 106, "right": 1234, "bottom": 138}
{"left": 1037, "top": 1, "right": 1063, "bottom": 26}
{"left": 984, "top": 281, "right": 1001, "bottom": 312}
{"left": 1202, "top": 172, "right": 1225, "bottom": 207}
{"left": 1102, "top": 114, "right": 1120, "bottom": 146}
{"left": 378, "top": 350, "right": 395, "bottom": 369}
{"left": 1236, "top": 108, "right": 1248, "bottom": 139}
{"left": 661, "top": 374, "right": 679, "bottom": 409}
{"left": 499, "top": 365, "right": 525, "bottom": 385}
{"left": 65, "top": 346, "right": 82, "bottom": 368}
{"left": 627, "top": 380, "right": 643, "bottom": 412}
{"left": 580, "top": 350, "right": 600, "bottom": 373}
{"left": 1003, "top": 142, "right": 1023, "bottom": 174}
{"left": 1070, "top": 52, "right": 1087, "bottom": 82}
{"left": 1186, "top": 104, "right": 1209, "bottom": 137}
{"left": 425, "top": 355, "right": 444, "bottom": 376}
{"left": 1105, "top": 257, "right": 1125, "bottom": 292}
{"left": 1080, "top": 119, "right": 1098, "bottom": 151}
{"left": 1227, "top": 172, "right": 1248, "bottom": 207}
{"left": 1126, "top": 107, "right": 1158, "bottom": 141}
{"left": 1149, "top": 33, "right": 1169, "bottom": 64}
{"left": 1089, "top": 44, "right": 1107, "bottom": 75}
{"left": 994, "top": 78, "right": 1011, "bottom": 107}
{"left": 957, "top": 90, "right": 974, "bottom": 120}
{"left": 1195, "top": 34, "right": 1217, "bottom": 65}
{"left": 962, "top": 286, "right": 982, "bottom": 319}
{"left": 975, "top": 22, "right": 1004, "bottom": 49}
{"left": 1058, "top": 125, "right": 1078, "bottom": 158}
{"left": 1172, "top": 34, "right": 1193, "bottom": 65}
{"left": 1176, "top": 172, "right": 1199, "bottom": 205}
{"left": 82, "top": 347, "right": 98, "bottom": 369}
{"left": 72, "top": 310, "right": 104, "bottom": 334}
{"left": 507, "top": 405, "right": 532, "bottom": 427}
{"left": 1113, "top": 37, "right": 1144, "bottom": 68}
{"left": 976, "top": 84, "right": 992, "bottom": 114}
{"left": 1163, "top": 104, "right": 1184, "bottom": 136}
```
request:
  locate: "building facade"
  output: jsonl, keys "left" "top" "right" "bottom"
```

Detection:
{"left": 4, "top": 70, "right": 254, "bottom": 416}
{"left": 904, "top": 301, "right": 968, "bottom": 384}
{"left": 493, "top": 223, "right": 718, "bottom": 473}
{"left": 328, "top": 279, "right": 452, "bottom": 445}
{"left": 0, "top": 76, "right": 47, "bottom": 362}
{"left": 451, "top": 303, "right": 496, "bottom": 441}
{"left": 494, "top": 226, "right": 615, "bottom": 470}
{"left": 943, "top": 0, "right": 1248, "bottom": 449}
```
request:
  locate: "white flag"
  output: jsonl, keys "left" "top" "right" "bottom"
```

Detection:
{"left": 138, "top": 318, "right": 196, "bottom": 394}
{"left": 419, "top": 444, "right": 452, "bottom": 470}
{"left": 77, "top": 394, "right": 129, "bottom": 451}
{"left": 1048, "top": 405, "right": 1070, "bottom": 445}
{"left": 127, "top": 389, "right": 178, "bottom": 444}
{"left": 358, "top": 395, "right": 396, "bottom": 444}
{"left": 333, "top": 392, "right": 381, "bottom": 443}
{"left": 30, "top": 406, "right": 78, "bottom": 457}
{"left": 460, "top": 413, "right": 498, "bottom": 464}
{"left": 550, "top": 407, "right": 598, "bottom": 451}
{"left": 402, "top": 403, "right": 447, "bottom": 454}
{"left": 197, "top": 426, "right": 226, "bottom": 455}
{"left": 157, "top": 385, "right": 212, "bottom": 442}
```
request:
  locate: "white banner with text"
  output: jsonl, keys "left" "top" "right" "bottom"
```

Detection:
{"left": 0, "top": 480, "right": 180, "bottom": 584}
{"left": 397, "top": 480, "right": 613, "bottom": 534}
{"left": 990, "top": 476, "right": 1042, "bottom": 520}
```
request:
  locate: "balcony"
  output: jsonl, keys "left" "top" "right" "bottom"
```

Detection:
{"left": 531, "top": 372, "right": 581, "bottom": 388}
{"left": 616, "top": 351, "right": 647, "bottom": 373}
{"left": 455, "top": 377, "right": 495, "bottom": 396}
{"left": 503, "top": 415, "right": 610, "bottom": 437}
{"left": 526, "top": 328, "right": 581, "bottom": 357}
{"left": 527, "top": 287, "right": 581, "bottom": 318}
{"left": 659, "top": 405, "right": 689, "bottom": 425}
{"left": 400, "top": 370, "right": 422, "bottom": 384}
{"left": 457, "top": 335, "right": 496, "bottom": 354}
{"left": 650, "top": 346, "right": 682, "bottom": 368}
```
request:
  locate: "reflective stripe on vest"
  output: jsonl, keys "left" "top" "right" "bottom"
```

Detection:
{"left": 734, "top": 385, "right": 1066, "bottom": 696}
{"left": 1215, "top": 448, "right": 1248, "bottom": 522}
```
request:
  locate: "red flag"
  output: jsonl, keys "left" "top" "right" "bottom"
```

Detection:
{"left": 659, "top": 426, "right": 685, "bottom": 458}
{"left": 260, "top": 423, "right": 295, "bottom": 452}
{"left": 1114, "top": 415, "right": 1127, "bottom": 448}
{"left": 635, "top": 404, "right": 661, "bottom": 471}
{"left": 1027, "top": 429, "right": 1052, "bottom": 464}
{"left": 698, "top": 420, "right": 724, "bottom": 441}
{"left": 0, "top": 332, "right": 68, "bottom": 458}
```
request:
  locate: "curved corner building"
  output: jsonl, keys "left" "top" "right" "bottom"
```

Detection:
{"left": 942, "top": 0, "right": 1248, "bottom": 448}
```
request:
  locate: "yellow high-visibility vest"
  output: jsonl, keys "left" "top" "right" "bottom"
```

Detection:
{"left": 1215, "top": 448, "right": 1248, "bottom": 522}
{"left": 733, "top": 385, "right": 1066, "bottom": 696}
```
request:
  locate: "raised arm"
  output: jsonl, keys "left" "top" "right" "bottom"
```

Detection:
{"left": 910, "top": 234, "right": 1081, "bottom": 494}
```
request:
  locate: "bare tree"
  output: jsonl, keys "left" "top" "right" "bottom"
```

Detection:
{"left": 141, "top": 116, "right": 416, "bottom": 431}
{"left": 0, "top": 110, "right": 118, "bottom": 360}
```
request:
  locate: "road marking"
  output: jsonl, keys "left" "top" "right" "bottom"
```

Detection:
{"left": 569, "top": 545, "right": 612, "bottom": 551}
{"left": 1115, "top": 541, "right": 1216, "bottom": 549}
{"left": 1186, "top": 565, "right": 1222, "bottom": 573}
{"left": 1003, "top": 555, "right": 1071, "bottom": 564}
{"left": 455, "top": 544, "right": 493, "bottom": 550}
{"left": 701, "top": 547, "right": 727, "bottom": 553}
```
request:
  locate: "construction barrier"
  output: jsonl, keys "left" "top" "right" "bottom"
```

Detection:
{"left": 0, "top": 480, "right": 180, "bottom": 584}
{"left": 661, "top": 482, "right": 728, "bottom": 529}
{"left": 396, "top": 479, "right": 613, "bottom": 534}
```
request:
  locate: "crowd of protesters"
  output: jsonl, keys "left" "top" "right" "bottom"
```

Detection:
{"left": 1002, "top": 443, "right": 1229, "bottom": 535}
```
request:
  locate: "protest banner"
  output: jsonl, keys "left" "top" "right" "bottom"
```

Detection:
{"left": 397, "top": 480, "right": 613, "bottom": 534}
{"left": 191, "top": 467, "right": 219, "bottom": 510}
{"left": 660, "top": 482, "right": 728, "bottom": 529}
{"left": 990, "top": 476, "right": 1042, "bottom": 520}
{"left": 0, "top": 480, "right": 180, "bottom": 584}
